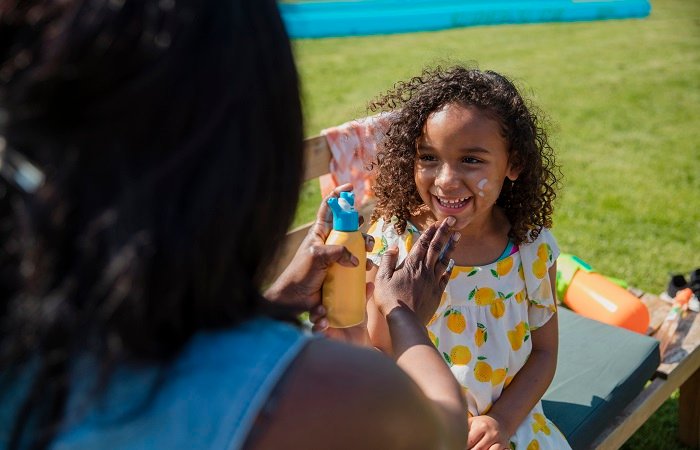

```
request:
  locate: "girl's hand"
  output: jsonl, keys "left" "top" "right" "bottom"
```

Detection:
{"left": 264, "top": 184, "right": 375, "bottom": 312}
{"left": 372, "top": 216, "right": 458, "bottom": 324}
{"left": 467, "top": 414, "right": 510, "bottom": 450}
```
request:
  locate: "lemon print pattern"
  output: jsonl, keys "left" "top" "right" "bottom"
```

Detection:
{"left": 474, "top": 323, "right": 488, "bottom": 347}
{"left": 450, "top": 345, "right": 472, "bottom": 365}
{"left": 450, "top": 265, "right": 478, "bottom": 280}
{"left": 444, "top": 308, "right": 466, "bottom": 334}
{"left": 532, "top": 413, "right": 551, "bottom": 435}
{"left": 532, "top": 243, "right": 551, "bottom": 279}
{"left": 527, "top": 439, "right": 540, "bottom": 450}
{"left": 492, "top": 255, "right": 514, "bottom": 279}
{"left": 471, "top": 286, "right": 496, "bottom": 306}
{"left": 474, "top": 358, "right": 492, "bottom": 382}
{"left": 428, "top": 329, "right": 439, "bottom": 348}
{"left": 469, "top": 286, "right": 512, "bottom": 319}
{"left": 490, "top": 299, "right": 506, "bottom": 319}
{"left": 508, "top": 321, "right": 530, "bottom": 351}
{"left": 532, "top": 258, "right": 547, "bottom": 280}
{"left": 491, "top": 368, "right": 507, "bottom": 386}
{"left": 365, "top": 219, "right": 569, "bottom": 449}
{"left": 405, "top": 232, "right": 413, "bottom": 252}
{"left": 473, "top": 357, "right": 508, "bottom": 386}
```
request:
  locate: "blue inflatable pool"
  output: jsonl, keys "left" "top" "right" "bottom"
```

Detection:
{"left": 279, "top": 0, "right": 651, "bottom": 39}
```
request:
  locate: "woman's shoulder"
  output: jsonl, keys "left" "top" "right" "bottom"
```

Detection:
{"left": 245, "top": 338, "right": 444, "bottom": 449}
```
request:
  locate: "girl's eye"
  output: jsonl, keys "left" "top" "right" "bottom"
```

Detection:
{"left": 463, "top": 157, "right": 481, "bottom": 164}
{"left": 417, "top": 154, "right": 437, "bottom": 162}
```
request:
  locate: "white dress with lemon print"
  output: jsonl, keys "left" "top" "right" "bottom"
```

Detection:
{"left": 367, "top": 218, "right": 571, "bottom": 450}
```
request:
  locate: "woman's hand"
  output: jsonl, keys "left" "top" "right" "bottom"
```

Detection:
{"left": 372, "top": 216, "right": 458, "bottom": 324}
{"left": 264, "top": 183, "right": 374, "bottom": 314}
{"left": 467, "top": 414, "right": 510, "bottom": 450}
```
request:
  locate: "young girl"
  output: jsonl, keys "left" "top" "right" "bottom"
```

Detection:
{"left": 365, "top": 66, "right": 570, "bottom": 450}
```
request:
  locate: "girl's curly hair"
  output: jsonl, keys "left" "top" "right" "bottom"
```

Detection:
{"left": 369, "top": 65, "right": 560, "bottom": 245}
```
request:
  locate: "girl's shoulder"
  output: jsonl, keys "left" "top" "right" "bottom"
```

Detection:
{"left": 366, "top": 217, "right": 420, "bottom": 266}
{"left": 519, "top": 227, "right": 560, "bottom": 267}
{"left": 518, "top": 228, "right": 560, "bottom": 328}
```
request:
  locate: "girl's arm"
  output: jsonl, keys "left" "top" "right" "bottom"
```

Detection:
{"left": 467, "top": 263, "right": 559, "bottom": 450}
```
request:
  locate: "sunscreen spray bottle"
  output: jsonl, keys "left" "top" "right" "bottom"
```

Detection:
{"left": 322, "top": 192, "right": 366, "bottom": 328}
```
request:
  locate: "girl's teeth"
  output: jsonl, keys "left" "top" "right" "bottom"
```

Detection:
{"left": 438, "top": 197, "right": 468, "bottom": 208}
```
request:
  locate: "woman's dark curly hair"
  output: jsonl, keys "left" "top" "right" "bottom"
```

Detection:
{"left": 369, "top": 65, "right": 559, "bottom": 245}
{"left": 0, "top": 0, "right": 303, "bottom": 447}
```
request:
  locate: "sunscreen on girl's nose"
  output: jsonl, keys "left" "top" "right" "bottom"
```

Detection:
{"left": 322, "top": 192, "right": 366, "bottom": 328}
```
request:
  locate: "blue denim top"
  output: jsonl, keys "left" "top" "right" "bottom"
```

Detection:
{"left": 1, "top": 317, "right": 309, "bottom": 450}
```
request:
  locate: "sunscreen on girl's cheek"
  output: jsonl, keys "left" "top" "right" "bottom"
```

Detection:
{"left": 477, "top": 178, "right": 488, "bottom": 197}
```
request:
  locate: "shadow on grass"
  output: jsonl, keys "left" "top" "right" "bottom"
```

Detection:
{"left": 621, "top": 390, "right": 692, "bottom": 450}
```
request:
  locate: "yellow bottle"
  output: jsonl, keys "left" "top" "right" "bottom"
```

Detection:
{"left": 322, "top": 192, "right": 366, "bottom": 328}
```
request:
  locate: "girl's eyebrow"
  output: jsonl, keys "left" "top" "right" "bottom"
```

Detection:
{"left": 416, "top": 144, "right": 492, "bottom": 154}
{"left": 463, "top": 147, "right": 491, "bottom": 154}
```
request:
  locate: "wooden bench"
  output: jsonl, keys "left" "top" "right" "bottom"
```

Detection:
{"left": 589, "top": 290, "right": 700, "bottom": 449}
{"left": 272, "top": 134, "right": 700, "bottom": 450}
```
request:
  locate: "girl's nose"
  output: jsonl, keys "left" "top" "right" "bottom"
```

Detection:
{"left": 435, "top": 163, "right": 461, "bottom": 190}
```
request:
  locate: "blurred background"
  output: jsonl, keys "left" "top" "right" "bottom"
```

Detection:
{"left": 286, "top": 0, "right": 699, "bottom": 448}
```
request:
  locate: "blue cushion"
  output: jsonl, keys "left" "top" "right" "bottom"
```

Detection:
{"left": 542, "top": 308, "right": 660, "bottom": 449}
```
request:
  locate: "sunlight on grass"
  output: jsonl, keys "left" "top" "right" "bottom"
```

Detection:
{"left": 292, "top": 0, "right": 699, "bottom": 294}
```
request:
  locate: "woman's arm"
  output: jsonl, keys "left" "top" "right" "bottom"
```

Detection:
{"left": 246, "top": 337, "right": 465, "bottom": 450}
{"left": 248, "top": 217, "right": 467, "bottom": 450}
{"left": 467, "top": 263, "right": 559, "bottom": 450}
{"left": 370, "top": 217, "right": 466, "bottom": 446}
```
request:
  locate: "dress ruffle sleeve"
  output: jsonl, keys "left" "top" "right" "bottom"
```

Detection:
{"left": 366, "top": 217, "right": 420, "bottom": 268}
{"left": 520, "top": 228, "right": 560, "bottom": 330}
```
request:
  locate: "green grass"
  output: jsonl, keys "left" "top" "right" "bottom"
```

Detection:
{"left": 290, "top": 0, "right": 700, "bottom": 448}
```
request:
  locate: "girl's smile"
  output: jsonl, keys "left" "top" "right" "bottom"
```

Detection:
{"left": 414, "top": 103, "right": 520, "bottom": 234}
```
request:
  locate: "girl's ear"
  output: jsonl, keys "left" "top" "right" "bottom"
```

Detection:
{"left": 506, "top": 147, "right": 522, "bottom": 181}
{"left": 506, "top": 161, "right": 522, "bottom": 182}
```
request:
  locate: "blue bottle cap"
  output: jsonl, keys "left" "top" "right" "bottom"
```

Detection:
{"left": 327, "top": 192, "right": 359, "bottom": 232}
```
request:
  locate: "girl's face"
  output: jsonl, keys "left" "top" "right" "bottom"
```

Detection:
{"left": 414, "top": 103, "right": 519, "bottom": 232}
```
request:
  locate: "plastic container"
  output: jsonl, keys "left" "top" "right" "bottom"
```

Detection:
{"left": 557, "top": 254, "right": 650, "bottom": 334}
{"left": 656, "top": 288, "right": 692, "bottom": 358}
{"left": 322, "top": 192, "right": 366, "bottom": 328}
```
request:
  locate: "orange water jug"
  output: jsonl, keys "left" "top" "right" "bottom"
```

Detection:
{"left": 557, "top": 254, "right": 650, "bottom": 334}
